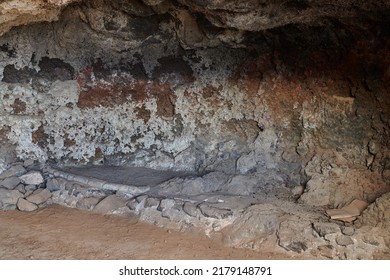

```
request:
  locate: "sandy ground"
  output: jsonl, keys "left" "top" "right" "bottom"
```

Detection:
{"left": 0, "top": 205, "right": 295, "bottom": 260}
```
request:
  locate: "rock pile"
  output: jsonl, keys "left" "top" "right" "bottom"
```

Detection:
{"left": 1, "top": 162, "right": 389, "bottom": 259}
{"left": 0, "top": 162, "right": 49, "bottom": 211}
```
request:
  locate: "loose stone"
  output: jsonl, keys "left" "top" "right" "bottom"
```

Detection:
{"left": 0, "top": 165, "right": 26, "bottom": 180}
{"left": 17, "top": 198, "right": 38, "bottom": 211}
{"left": 336, "top": 235, "right": 354, "bottom": 246}
{"left": 93, "top": 195, "right": 127, "bottom": 214}
{"left": 0, "top": 176, "right": 21, "bottom": 189}
{"left": 26, "top": 188, "right": 52, "bottom": 205}
{"left": 19, "top": 171, "right": 44, "bottom": 185}
{"left": 182, "top": 202, "right": 199, "bottom": 217}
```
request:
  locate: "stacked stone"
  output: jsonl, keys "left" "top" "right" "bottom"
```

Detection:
{"left": 0, "top": 161, "right": 51, "bottom": 211}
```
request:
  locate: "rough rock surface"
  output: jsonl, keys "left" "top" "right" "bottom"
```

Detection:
{"left": 1, "top": 0, "right": 389, "bottom": 38}
{"left": 0, "top": 0, "right": 389, "bottom": 260}
{"left": 356, "top": 192, "right": 390, "bottom": 229}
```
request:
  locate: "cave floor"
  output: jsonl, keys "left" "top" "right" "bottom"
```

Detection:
{"left": 0, "top": 205, "right": 299, "bottom": 260}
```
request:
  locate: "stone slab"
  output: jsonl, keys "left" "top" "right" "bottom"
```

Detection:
{"left": 326, "top": 199, "right": 369, "bottom": 222}
{"left": 0, "top": 165, "right": 26, "bottom": 180}
{"left": 0, "top": 176, "right": 21, "bottom": 189}
{"left": 19, "top": 171, "right": 44, "bottom": 185}
{"left": 26, "top": 188, "right": 52, "bottom": 205}
{"left": 17, "top": 198, "right": 38, "bottom": 211}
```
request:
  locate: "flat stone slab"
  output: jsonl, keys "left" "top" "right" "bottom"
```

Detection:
{"left": 26, "top": 188, "right": 52, "bottom": 205}
{"left": 57, "top": 166, "right": 194, "bottom": 187}
{"left": 19, "top": 171, "right": 44, "bottom": 185}
{"left": 326, "top": 199, "right": 369, "bottom": 222}
{"left": 0, "top": 165, "right": 26, "bottom": 180}
{"left": 93, "top": 195, "right": 126, "bottom": 214}
{"left": 0, "top": 189, "right": 24, "bottom": 206}
{"left": 0, "top": 177, "right": 21, "bottom": 189}
{"left": 17, "top": 198, "right": 38, "bottom": 212}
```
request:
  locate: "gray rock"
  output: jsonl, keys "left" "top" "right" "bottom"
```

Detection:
{"left": 224, "top": 175, "right": 259, "bottom": 195}
{"left": 0, "top": 176, "right": 21, "bottom": 189}
{"left": 127, "top": 198, "right": 138, "bottom": 210}
{"left": 363, "top": 236, "right": 380, "bottom": 246}
{"left": 157, "top": 198, "right": 176, "bottom": 211}
{"left": 136, "top": 195, "right": 148, "bottom": 203}
{"left": 299, "top": 176, "right": 331, "bottom": 206}
{"left": 291, "top": 185, "right": 304, "bottom": 198}
{"left": 278, "top": 216, "right": 324, "bottom": 253}
{"left": 0, "top": 189, "right": 24, "bottom": 206}
{"left": 23, "top": 159, "right": 35, "bottom": 167}
{"left": 180, "top": 178, "right": 208, "bottom": 196}
{"left": 19, "top": 171, "right": 44, "bottom": 185}
{"left": 24, "top": 191, "right": 33, "bottom": 197}
{"left": 112, "top": 206, "right": 134, "bottom": 217}
{"left": 144, "top": 197, "right": 160, "bottom": 208}
{"left": 313, "top": 222, "right": 340, "bottom": 237}
{"left": 46, "top": 178, "right": 61, "bottom": 191}
{"left": 198, "top": 203, "right": 232, "bottom": 219}
{"left": 161, "top": 207, "right": 181, "bottom": 220}
{"left": 0, "top": 165, "right": 26, "bottom": 179}
{"left": 317, "top": 245, "right": 335, "bottom": 259}
{"left": 356, "top": 192, "right": 390, "bottom": 229}
{"left": 236, "top": 151, "right": 257, "bottom": 174}
{"left": 93, "top": 195, "right": 127, "bottom": 214}
{"left": 25, "top": 184, "right": 38, "bottom": 192}
{"left": 336, "top": 235, "right": 354, "bottom": 246}
{"left": 15, "top": 184, "right": 25, "bottom": 193}
{"left": 17, "top": 198, "right": 38, "bottom": 211}
{"left": 341, "top": 226, "right": 355, "bottom": 236}
{"left": 26, "top": 188, "right": 52, "bottom": 205}
{"left": 222, "top": 204, "right": 282, "bottom": 248}
{"left": 76, "top": 197, "right": 101, "bottom": 210}
{"left": 182, "top": 201, "right": 199, "bottom": 217}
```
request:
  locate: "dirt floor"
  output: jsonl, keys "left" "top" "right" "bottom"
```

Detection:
{"left": 0, "top": 204, "right": 296, "bottom": 260}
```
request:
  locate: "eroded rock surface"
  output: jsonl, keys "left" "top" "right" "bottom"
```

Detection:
{"left": 0, "top": 0, "right": 389, "bottom": 259}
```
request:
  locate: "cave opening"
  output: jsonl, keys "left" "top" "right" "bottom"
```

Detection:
{"left": 0, "top": 0, "right": 389, "bottom": 259}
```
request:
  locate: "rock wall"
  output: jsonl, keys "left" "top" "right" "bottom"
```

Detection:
{"left": 0, "top": 0, "right": 389, "bottom": 208}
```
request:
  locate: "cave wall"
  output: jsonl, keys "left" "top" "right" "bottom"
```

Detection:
{"left": 0, "top": 0, "right": 389, "bottom": 207}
